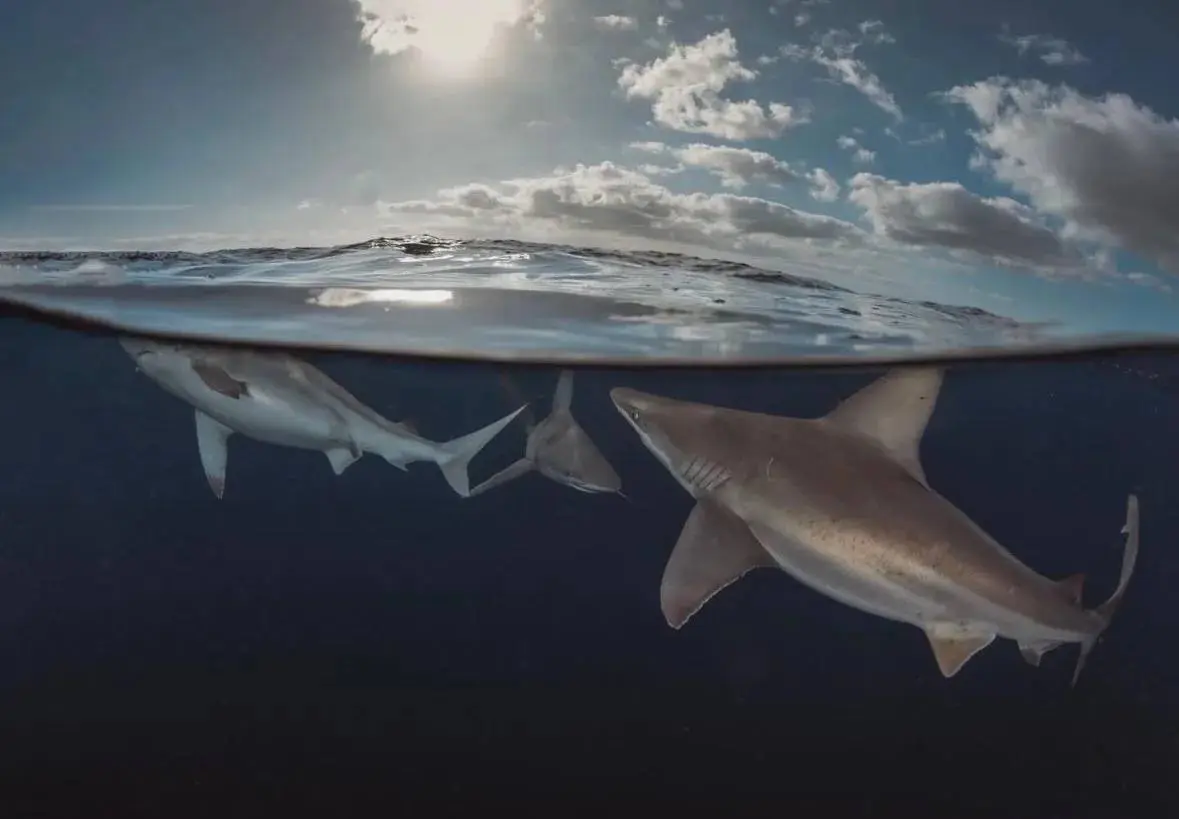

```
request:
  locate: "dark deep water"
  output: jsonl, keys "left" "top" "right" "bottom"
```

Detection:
{"left": 0, "top": 313, "right": 1176, "bottom": 816}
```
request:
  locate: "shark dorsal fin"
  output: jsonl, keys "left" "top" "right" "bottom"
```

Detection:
{"left": 553, "top": 370, "right": 574, "bottom": 413}
{"left": 823, "top": 367, "right": 944, "bottom": 487}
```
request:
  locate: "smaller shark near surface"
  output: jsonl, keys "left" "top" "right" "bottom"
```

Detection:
{"left": 468, "top": 370, "right": 623, "bottom": 498}
{"left": 610, "top": 368, "right": 1140, "bottom": 685}
{"left": 120, "top": 336, "right": 526, "bottom": 499}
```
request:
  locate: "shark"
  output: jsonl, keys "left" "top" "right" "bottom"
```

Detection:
{"left": 467, "top": 370, "right": 623, "bottom": 498}
{"left": 120, "top": 336, "right": 526, "bottom": 499}
{"left": 610, "top": 367, "right": 1140, "bottom": 685}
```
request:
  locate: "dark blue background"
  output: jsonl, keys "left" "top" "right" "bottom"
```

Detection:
{"left": 0, "top": 314, "right": 1174, "bottom": 815}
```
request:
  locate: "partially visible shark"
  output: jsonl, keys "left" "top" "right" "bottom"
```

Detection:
{"left": 611, "top": 367, "right": 1139, "bottom": 685}
{"left": 468, "top": 370, "right": 623, "bottom": 497}
{"left": 120, "top": 336, "right": 526, "bottom": 499}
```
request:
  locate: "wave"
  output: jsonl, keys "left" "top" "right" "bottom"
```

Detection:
{"left": 0, "top": 235, "right": 1153, "bottom": 364}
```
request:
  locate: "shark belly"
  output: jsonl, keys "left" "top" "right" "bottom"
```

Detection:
{"left": 153, "top": 367, "right": 351, "bottom": 451}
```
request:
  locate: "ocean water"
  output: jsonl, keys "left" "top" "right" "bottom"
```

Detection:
{"left": 0, "top": 239, "right": 1175, "bottom": 814}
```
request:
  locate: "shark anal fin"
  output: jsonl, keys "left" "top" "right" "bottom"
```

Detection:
{"left": 823, "top": 367, "right": 943, "bottom": 487}
{"left": 661, "top": 500, "right": 777, "bottom": 630}
{"left": 1055, "top": 573, "right": 1085, "bottom": 606}
{"left": 326, "top": 447, "right": 361, "bottom": 476}
{"left": 923, "top": 623, "right": 995, "bottom": 678}
{"left": 194, "top": 409, "right": 233, "bottom": 499}
{"left": 1018, "top": 640, "right": 1063, "bottom": 667}
{"left": 553, "top": 370, "right": 574, "bottom": 413}
{"left": 192, "top": 361, "right": 249, "bottom": 399}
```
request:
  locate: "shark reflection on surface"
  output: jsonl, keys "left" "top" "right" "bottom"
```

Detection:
{"left": 468, "top": 370, "right": 624, "bottom": 498}
{"left": 611, "top": 367, "right": 1139, "bottom": 685}
{"left": 120, "top": 336, "right": 525, "bottom": 499}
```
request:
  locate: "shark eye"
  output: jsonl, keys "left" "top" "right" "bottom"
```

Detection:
{"left": 628, "top": 409, "right": 641, "bottom": 423}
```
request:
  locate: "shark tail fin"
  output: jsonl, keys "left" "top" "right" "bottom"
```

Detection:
{"left": 435, "top": 405, "right": 528, "bottom": 497}
{"left": 1071, "top": 493, "right": 1140, "bottom": 687}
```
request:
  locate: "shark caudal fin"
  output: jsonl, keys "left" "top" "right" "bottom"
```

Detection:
{"left": 1071, "top": 493, "right": 1140, "bottom": 687}
{"left": 435, "top": 405, "right": 529, "bottom": 497}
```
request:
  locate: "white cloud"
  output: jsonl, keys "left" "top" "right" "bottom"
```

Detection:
{"left": 594, "top": 14, "right": 638, "bottom": 31}
{"left": 848, "top": 172, "right": 1072, "bottom": 269}
{"left": 618, "top": 30, "right": 807, "bottom": 140}
{"left": 380, "top": 161, "right": 865, "bottom": 254}
{"left": 998, "top": 29, "right": 1088, "bottom": 66}
{"left": 806, "top": 168, "right": 840, "bottom": 202}
{"left": 945, "top": 77, "right": 1179, "bottom": 275}
{"left": 836, "top": 135, "right": 875, "bottom": 164}
{"left": 781, "top": 23, "right": 902, "bottom": 120}
{"left": 629, "top": 141, "right": 839, "bottom": 201}
{"left": 355, "top": 0, "right": 545, "bottom": 59}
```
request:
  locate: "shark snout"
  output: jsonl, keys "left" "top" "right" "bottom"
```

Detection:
{"left": 609, "top": 387, "right": 652, "bottom": 419}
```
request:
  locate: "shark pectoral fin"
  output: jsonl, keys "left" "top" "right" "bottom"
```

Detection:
{"left": 191, "top": 361, "right": 249, "bottom": 399}
{"left": 325, "top": 447, "right": 361, "bottom": 476}
{"left": 468, "top": 457, "right": 534, "bottom": 497}
{"left": 661, "top": 501, "right": 777, "bottom": 630}
{"left": 194, "top": 410, "right": 232, "bottom": 499}
{"left": 1018, "top": 640, "right": 1064, "bottom": 667}
{"left": 923, "top": 623, "right": 995, "bottom": 678}
{"left": 822, "top": 367, "right": 943, "bottom": 487}
{"left": 553, "top": 370, "right": 574, "bottom": 413}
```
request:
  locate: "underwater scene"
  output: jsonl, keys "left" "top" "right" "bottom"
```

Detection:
{"left": 0, "top": 240, "right": 1175, "bottom": 814}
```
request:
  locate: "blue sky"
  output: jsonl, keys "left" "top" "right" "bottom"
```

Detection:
{"left": 3, "top": 0, "right": 1179, "bottom": 333}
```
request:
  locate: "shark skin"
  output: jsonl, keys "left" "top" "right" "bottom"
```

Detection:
{"left": 120, "top": 336, "right": 526, "bottom": 499}
{"left": 468, "top": 370, "right": 623, "bottom": 498}
{"left": 610, "top": 367, "right": 1139, "bottom": 685}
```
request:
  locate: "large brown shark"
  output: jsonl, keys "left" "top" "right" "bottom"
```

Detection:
{"left": 611, "top": 367, "right": 1139, "bottom": 684}
{"left": 468, "top": 370, "right": 623, "bottom": 498}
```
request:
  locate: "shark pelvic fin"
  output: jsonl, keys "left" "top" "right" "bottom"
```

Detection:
{"left": 194, "top": 409, "right": 232, "bottom": 499}
{"left": 1018, "top": 640, "right": 1064, "bottom": 667}
{"left": 823, "top": 367, "right": 943, "bottom": 487}
{"left": 325, "top": 447, "right": 362, "bottom": 476}
{"left": 660, "top": 500, "right": 777, "bottom": 629}
{"left": 923, "top": 623, "right": 995, "bottom": 678}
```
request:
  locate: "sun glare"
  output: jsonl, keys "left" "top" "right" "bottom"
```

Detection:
{"left": 359, "top": 0, "right": 536, "bottom": 77}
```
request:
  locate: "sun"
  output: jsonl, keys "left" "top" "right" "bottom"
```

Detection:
{"left": 359, "top": 0, "right": 537, "bottom": 78}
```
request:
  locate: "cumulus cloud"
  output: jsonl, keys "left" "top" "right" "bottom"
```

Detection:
{"left": 836, "top": 135, "right": 875, "bottom": 164}
{"left": 618, "top": 30, "right": 807, "bottom": 140}
{"left": 848, "top": 173, "right": 1071, "bottom": 269}
{"left": 945, "top": 77, "right": 1179, "bottom": 275}
{"left": 630, "top": 141, "right": 840, "bottom": 201}
{"left": 779, "top": 22, "right": 902, "bottom": 120}
{"left": 998, "top": 29, "right": 1088, "bottom": 66}
{"left": 380, "top": 161, "right": 864, "bottom": 253}
{"left": 594, "top": 14, "right": 638, "bottom": 31}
